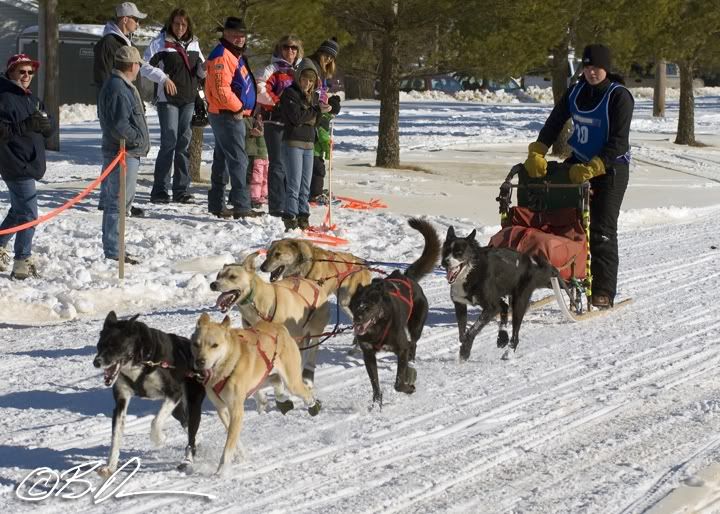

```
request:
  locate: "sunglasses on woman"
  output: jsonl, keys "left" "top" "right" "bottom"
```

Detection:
{"left": 283, "top": 44, "right": 299, "bottom": 51}
{"left": 16, "top": 69, "right": 34, "bottom": 76}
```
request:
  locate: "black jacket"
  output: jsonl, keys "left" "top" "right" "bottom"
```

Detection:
{"left": 0, "top": 75, "right": 53, "bottom": 181}
{"left": 93, "top": 22, "right": 131, "bottom": 90}
{"left": 142, "top": 31, "right": 206, "bottom": 106}
{"left": 279, "top": 83, "right": 320, "bottom": 145}
{"left": 538, "top": 77, "right": 634, "bottom": 167}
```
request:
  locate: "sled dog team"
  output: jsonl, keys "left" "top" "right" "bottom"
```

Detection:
{"left": 93, "top": 218, "right": 557, "bottom": 474}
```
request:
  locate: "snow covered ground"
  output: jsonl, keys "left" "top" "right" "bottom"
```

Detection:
{"left": 1, "top": 90, "right": 720, "bottom": 513}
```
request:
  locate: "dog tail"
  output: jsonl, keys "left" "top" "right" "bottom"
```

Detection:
{"left": 405, "top": 218, "right": 441, "bottom": 281}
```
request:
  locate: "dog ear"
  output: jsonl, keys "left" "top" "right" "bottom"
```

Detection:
{"left": 198, "top": 312, "right": 210, "bottom": 326}
{"left": 222, "top": 315, "right": 231, "bottom": 327}
{"left": 446, "top": 226, "right": 456, "bottom": 240}
{"left": 466, "top": 229, "right": 477, "bottom": 241}
{"left": 129, "top": 314, "right": 140, "bottom": 323}
{"left": 293, "top": 240, "right": 313, "bottom": 265}
{"left": 242, "top": 252, "right": 258, "bottom": 271}
{"left": 104, "top": 310, "right": 118, "bottom": 327}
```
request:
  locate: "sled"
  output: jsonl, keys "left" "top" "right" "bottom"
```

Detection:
{"left": 489, "top": 162, "right": 631, "bottom": 322}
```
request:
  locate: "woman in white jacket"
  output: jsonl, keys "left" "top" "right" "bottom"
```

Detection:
{"left": 141, "top": 8, "right": 205, "bottom": 204}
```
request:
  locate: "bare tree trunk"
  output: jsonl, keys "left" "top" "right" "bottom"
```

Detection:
{"left": 549, "top": 43, "right": 571, "bottom": 157}
{"left": 675, "top": 60, "right": 696, "bottom": 145}
{"left": 653, "top": 58, "right": 666, "bottom": 117}
{"left": 189, "top": 127, "right": 204, "bottom": 182}
{"left": 40, "top": 0, "right": 60, "bottom": 151}
{"left": 375, "top": 1, "right": 400, "bottom": 168}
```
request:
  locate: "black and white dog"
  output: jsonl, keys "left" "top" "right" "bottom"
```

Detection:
{"left": 441, "top": 226, "right": 558, "bottom": 360}
{"left": 93, "top": 311, "right": 205, "bottom": 476}
{"left": 350, "top": 218, "right": 440, "bottom": 407}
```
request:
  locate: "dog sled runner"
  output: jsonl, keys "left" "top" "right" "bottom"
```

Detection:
{"left": 489, "top": 162, "right": 631, "bottom": 322}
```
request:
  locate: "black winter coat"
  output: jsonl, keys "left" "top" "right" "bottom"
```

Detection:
{"left": 537, "top": 77, "right": 634, "bottom": 167}
{"left": 279, "top": 83, "right": 320, "bottom": 145}
{"left": 0, "top": 75, "right": 52, "bottom": 181}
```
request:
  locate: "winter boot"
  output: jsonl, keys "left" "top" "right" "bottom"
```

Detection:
{"left": 11, "top": 257, "right": 38, "bottom": 280}
{"left": 296, "top": 214, "right": 310, "bottom": 231}
{"left": 282, "top": 215, "right": 298, "bottom": 231}
{"left": 0, "top": 245, "right": 10, "bottom": 272}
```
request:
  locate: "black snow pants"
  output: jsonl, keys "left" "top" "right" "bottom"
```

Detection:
{"left": 310, "top": 155, "right": 326, "bottom": 198}
{"left": 589, "top": 162, "right": 629, "bottom": 304}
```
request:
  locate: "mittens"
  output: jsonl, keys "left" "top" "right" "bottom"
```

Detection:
{"left": 569, "top": 157, "right": 606, "bottom": 184}
{"left": 524, "top": 141, "right": 549, "bottom": 178}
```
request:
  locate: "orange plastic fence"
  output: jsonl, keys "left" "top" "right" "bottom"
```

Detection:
{"left": 0, "top": 149, "right": 126, "bottom": 236}
{"left": 335, "top": 195, "right": 387, "bottom": 210}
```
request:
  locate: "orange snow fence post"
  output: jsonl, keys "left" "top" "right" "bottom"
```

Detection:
{"left": 0, "top": 146, "right": 126, "bottom": 236}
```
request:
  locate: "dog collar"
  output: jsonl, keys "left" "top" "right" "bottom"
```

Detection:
{"left": 238, "top": 286, "right": 255, "bottom": 305}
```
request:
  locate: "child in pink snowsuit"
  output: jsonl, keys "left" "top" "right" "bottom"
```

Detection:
{"left": 245, "top": 115, "right": 269, "bottom": 208}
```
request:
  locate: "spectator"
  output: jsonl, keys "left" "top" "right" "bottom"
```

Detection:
{"left": 524, "top": 44, "right": 634, "bottom": 309}
{"left": 245, "top": 115, "right": 269, "bottom": 209}
{"left": 93, "top": 1, "right": 146, "bottom": 216}
{"left": 279, "top": 59, "right": 325, "bottom": 231}
{"left": 0, "top": 54, "right": 55, "bottom": 280}
{"left": 97, "top": 46, "right": 150, "bottom": 265}
{"left": 256, "top": 35, "right": 304, "bottom": 218}
{"left": 204, "top": 16, "right": 261, "bottom": 219}
{"left": 142, "top": 8, "right": 205, "bottom": 205}
{"left": 306, "top": 38, "right": 340, "bottom": 203}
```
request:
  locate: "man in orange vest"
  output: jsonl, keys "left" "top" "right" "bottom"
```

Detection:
{"left": 205, "top": 17, "right": 262, "bottom": 219}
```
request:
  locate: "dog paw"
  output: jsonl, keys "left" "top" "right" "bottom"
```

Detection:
{"left": 97, "top": 465, "right": 114, "bottom": 479}
{"left": 177, "top": 460, "right": 194, "bottom": 475}
{"left": 497, "top": 330, "right": 509, "bottom": 348}
{"left": 150, "top": 428, "right": 166, "bottom": 447}
{"left": 395, "top": 382, "right": 415, "bottom": 395}
{"left": 405, "top": 367, "right": 417, "bottom": 385}
{"left": 308, "top": 399, "right": 322, "bottom": 416}
{"left": 276, "top": 399, "right": 295, "bottom": 415}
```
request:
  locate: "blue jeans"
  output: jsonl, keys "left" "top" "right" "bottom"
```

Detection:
{"left": 102, "top": 155, "right": 139, "bottom": 258}
{"left": 284, "top": 144, "right": 313, "bottom": 217}
{"left": 264, "top": 123, "right": 286, "bottom": 214}
{"left": 152, "top": 102, "right": 194, "bottom": 198}
{"left": 0, "top": 178, "right": 38, "bottom": 260}
{"left": 208, "top": 112, "right": 250, "bottom": 212}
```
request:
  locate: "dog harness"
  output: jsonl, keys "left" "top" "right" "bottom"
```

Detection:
{"left": 206, "top": 328, "right": 278, "bottom": 398}
{"left": 370, "top": 277, "right": 415, "bottom": 351}
{"left": 238, "top": 277, "right": 320, "bottom": 326}
{"left": 310, "top": 254, "right": 365, "bottom": 288}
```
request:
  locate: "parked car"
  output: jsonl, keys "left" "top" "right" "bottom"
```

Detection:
{"left": 522, "top": 56, "right": 582, "bottom": 89}
{"left": 399, "top": 74, "right": 463, "bottom": 95}
{"left": 451, "top": 73, "right": 522, "bottom": 92}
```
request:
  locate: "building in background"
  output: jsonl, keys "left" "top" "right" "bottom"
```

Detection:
{"left": 18, "top": 24, "right": 154, "bottom": 105}
{"left": 0, "top": 0, "right": 38, "bottom": 64}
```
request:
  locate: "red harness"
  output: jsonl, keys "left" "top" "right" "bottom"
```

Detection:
{"left": 207, "top": 328, "right": 278, "bottom": 398}
{"left": 313, "top": 255, "right": 364, "bottom": 287}
{"left": 371, "top": 277, "right": 415, "bottom": 351}
{"left": 254, "top": 277, "right": 321, "bottom": 325}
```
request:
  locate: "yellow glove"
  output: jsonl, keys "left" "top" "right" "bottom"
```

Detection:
{"left": 524, "top": 141, "right": 549, "bottom": 178}
{"left": 569, "top": 157, "right": 606, "bottom": 184}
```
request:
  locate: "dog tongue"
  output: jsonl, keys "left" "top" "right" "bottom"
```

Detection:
{"left": 446, "top": 268, "right": 455, "bottom": 283}
{"left": 215, "top": 292, "right": 234, "bottom": 312}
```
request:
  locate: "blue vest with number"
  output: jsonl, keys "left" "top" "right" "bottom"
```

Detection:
{"left": 568, "top": 81, "right": 623, "bottom": 163}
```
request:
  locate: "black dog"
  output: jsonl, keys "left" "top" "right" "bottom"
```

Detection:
{"left": 350, "top": 218, "right": 440, "bottom": 407}
{"left": 442, "top": 226, "right": 558, "bottom": 360}
{"left": 93, "top": 311, "right": 205, "bottom": 476}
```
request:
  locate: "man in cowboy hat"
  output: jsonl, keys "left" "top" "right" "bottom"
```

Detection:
{"left": 0, "top": 54, "right": 55, "bottom": 279}
{"left": 204, "top": 16, "right": 262, "bottom": 219}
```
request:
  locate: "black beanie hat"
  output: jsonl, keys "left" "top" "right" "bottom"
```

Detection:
{"left": 223, "top": 17, "right": 246, "bottom": 32}
{"left": 317, "top": 37, "right": 339, "bottom": 58}
{"left": 582, "top": 44, "right": 611, "bottom": 71}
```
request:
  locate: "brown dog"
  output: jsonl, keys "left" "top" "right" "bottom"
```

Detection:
{"left": 210, "top": 252, "right": 330, "bottom": 394}
{"left": 259, "top": 239, "right": 372, "bottom": 321}
{"left": 192, "top": 314, "right": 320, "bottom": 475}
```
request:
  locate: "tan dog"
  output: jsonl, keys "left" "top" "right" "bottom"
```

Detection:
{"left": 210, "top": 252, "right": 330, "bottom": 394}
{"left": 192, "top": 314, "right": 320, "bottom": 475}
{"left": 259, "top": 239, "right": 372, "bottom": 321}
